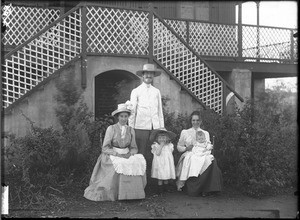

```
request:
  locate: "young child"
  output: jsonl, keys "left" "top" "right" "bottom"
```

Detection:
{"left": 150, "top": 128, "right": 176, "bottom": 194}
{"left": 192, "top": 130, "right": 213, "bottom": 156}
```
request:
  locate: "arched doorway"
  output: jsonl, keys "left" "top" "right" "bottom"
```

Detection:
{"left": 95, "top": 70, "right": 140, "bottom": 119}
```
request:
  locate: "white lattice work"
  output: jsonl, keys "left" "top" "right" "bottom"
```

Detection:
{"left": 2, "top": 4, "right": 60, "bottom": 46}
{"left": 164, "top": 19, "right": 187, "bottom": 41}
{"left": 153, "top": 16, "right": 223, "bottom": 114}
{"left": 86, "top": 6, "right": 149, "bottom": 55}
{"left": 189, "top": 22, "right": 238, "bottom": 57}
{"left": 242, "top": 25, "right": 295, "bottom": 62}
{"left": 293, "top": 31, "right": 298, "bottom": 61}
{"left": 2, "top": 9, "right": 82, "bottom": 108}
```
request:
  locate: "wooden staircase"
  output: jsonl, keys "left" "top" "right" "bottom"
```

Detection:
{"left": 2, "top": 3, "right": 244, "bottom": 114}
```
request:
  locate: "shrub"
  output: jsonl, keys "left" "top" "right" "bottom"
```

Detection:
{"left": 4, "top": 71, "right": 113, "bottom": 209}
{"left": 162, "top": 87, "right": 297, "bottom": 198}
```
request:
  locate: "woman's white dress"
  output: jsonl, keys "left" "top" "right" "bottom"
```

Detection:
{"left": 176, "top": 128, "right": 214, "bottom": 182}
{"left": 151, "top": 142, "right": 176, "bottom": 180}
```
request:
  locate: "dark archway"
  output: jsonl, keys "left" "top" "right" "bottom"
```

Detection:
{"left": 95, "top": 70, "right": 140, "bottom": 119}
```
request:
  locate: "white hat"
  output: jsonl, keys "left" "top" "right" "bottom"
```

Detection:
{"left": 111, "top": 101, "right": 132, "bottom": 116}
{"left": 136, "top": 63, "right": 162, "bottom": 77}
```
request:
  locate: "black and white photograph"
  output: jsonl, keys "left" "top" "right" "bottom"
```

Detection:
{"left": 1, "top": 0, "right": 298, "bottom": 218}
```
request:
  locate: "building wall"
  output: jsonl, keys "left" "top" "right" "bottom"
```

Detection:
{"left": 177, "top": 1, "right": 236, "bottom": 23}
{"left": 3, "top": 62, "right": 82, "bottom": 138}
{"left": 3, "top": 56, "right": 203, "bottom": 138}
{"left": 84, "top": 56, "right": 204, "bottom": 117}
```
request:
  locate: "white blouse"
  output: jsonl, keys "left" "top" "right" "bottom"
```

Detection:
{"left": 177, "top": 127, "right": 212, "bottom": 152}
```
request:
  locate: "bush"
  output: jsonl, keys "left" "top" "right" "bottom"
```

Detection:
{"left": 162, "top": 87, "right": 297, "bottom": 198}
{"left": 3, "top": 124, "right": 66, "bottom": 210}
{"left": 4, "top": 72, "right": 113, "bottom": 209}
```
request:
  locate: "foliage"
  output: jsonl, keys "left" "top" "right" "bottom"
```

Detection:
{"left": 4, "top": 71, "right": 112, "bottom": 210}
{"left": 3, "top": 124, "right": 66, "bottom": 210}
{"left": 162, "top": 85, "right": 298, "bottom": 198}
{"left": 162, "top": 96, "right": 190, "bottom": 164}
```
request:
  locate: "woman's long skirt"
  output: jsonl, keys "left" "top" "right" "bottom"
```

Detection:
{"left": 185, "top": 159, "right": 223, "bottom": 196}
{"left": 84, "top": 153, "right": 147, "bottom": 201}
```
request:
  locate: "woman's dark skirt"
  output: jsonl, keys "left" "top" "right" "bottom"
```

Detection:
{"left": 185, "top": 159, "right": 223, "bottom": 196}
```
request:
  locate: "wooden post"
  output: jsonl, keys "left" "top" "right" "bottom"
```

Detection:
{"left": 222, "top": 84, "right": 226, "bottom": 116}
{"left": 148, "top": 3, "right": 154, "bottom": 64}
{"left": 81, "top": 4, "right": 87, "bottom": 89}
{"left": 186, "top": 20, "right": 190, "bottom": 46}
{"left": 256, "top": 1, "right": 260, "bottom": 62}
{"left": 290, "top": 30, "right": 295, "bottom": 63}
{"left": 237, "top": 3, "right": 243, "bottom": 61}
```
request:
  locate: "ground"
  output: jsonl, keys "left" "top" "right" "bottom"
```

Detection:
{"left": 6, "top": 181, "right": 298, "bottom": 219}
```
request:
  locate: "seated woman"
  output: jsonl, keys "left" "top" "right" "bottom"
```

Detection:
{"left": 176, "top": 111, "right": 223, "bottom": 197}
{"left": 84, "top": 102, "right": 147, "bottom": 201}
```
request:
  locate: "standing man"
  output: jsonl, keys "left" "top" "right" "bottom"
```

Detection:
{"left": 129, "top": 63, "right": 164, "bottom": 179}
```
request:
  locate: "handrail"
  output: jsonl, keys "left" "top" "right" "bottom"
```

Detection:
{"left": 77, "top": 1, "right": 149, "bottom": 12}
{"left": 152, "top": 10, "right": 244, "bottom": 102}
{"left": 243, "top": 41, "right": 291, "bottom": 50}
{"left": 165, "top": 17, "right": 297, "bottom": 31}
{"left": 2, "top": 2, "right": 61, "bottom": 11}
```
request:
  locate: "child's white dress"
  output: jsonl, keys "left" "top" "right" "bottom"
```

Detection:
{"left": 151, "top": 142, "right": 176, "bottom": 180}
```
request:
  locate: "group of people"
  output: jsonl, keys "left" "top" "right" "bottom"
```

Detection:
{"left": 84, "top": 63, "right": 223, "bottom": 201}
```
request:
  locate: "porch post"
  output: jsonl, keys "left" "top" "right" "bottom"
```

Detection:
{"left": 290, "top": 30, "right": 295, "bottom": 63}
{"left": 186, "top": 21, "right": 190, "bottom": 46}
{"left": 81, "top": 4, "right": 87, "bottom": 89}
{"left": 237, "top": 3, "right": 243, "bottom": 61}
{"left": 148, "top": 3, "right": 154, "bottom": 64}
{"left": 256, "top": 1, "right": 260, "bottom": 62}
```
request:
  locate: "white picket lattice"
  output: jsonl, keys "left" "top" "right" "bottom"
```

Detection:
{"left": 2, "top": 4, "right": 60, "bottom": 46}
{"left": 242, "top": 25, "right": 292, "bottom": 61}
{"left": 164, "top": 19, "right": 187, "bottom": 41}
{"left": 86, "top": 6, "right": 149, "bottom": 55}
{"left": 153, "top": 16, "right": 223, "bottom": 114}
{"left": 189, "top": 22, "right": 238, "bottom": 57}
{"left": 2, "top": 9, "right": 82, "bottom": 108}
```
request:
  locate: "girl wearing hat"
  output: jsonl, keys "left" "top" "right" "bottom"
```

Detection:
{"left": 84, "top": 101, "right": 147, "bottom": 201}
{"left": 150, "top": 128, "right": 176, "bottom": 194}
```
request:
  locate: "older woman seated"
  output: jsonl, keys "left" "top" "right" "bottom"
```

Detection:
{"left": 176, "top": 111, "right": 223, "bottom": 197}
{"left": 84, "top": 102, "right": 147, "bottom": 201}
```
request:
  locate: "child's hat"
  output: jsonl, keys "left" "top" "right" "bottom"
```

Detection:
{"left": 150, "top": 128, "right": 176, "bottom": 143}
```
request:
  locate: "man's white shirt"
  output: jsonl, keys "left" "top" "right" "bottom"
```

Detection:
{"left": 129, "top": 82, "right": 164, "bottom": 130}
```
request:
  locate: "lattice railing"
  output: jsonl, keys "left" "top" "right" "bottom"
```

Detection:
{"left": 189, "top": 22, "right": 238, "bottom": 57}
{"left": 242, "top": 25, "right": 293, "bottom": 61}
{"left": 2, "top": 4, "right": 244, "bottom": 114}
{"left": 2, "top": 7, "right": 81, "bottom": 108}
{"left": 86, "top": 6, "right": 149, "bottom": 55}
{"left": 293, "top": 30, "right": 298, "bottom": 61}
{"left": 160, "top": 18, "right": 297, "bottom": 63}
{"left": 2, "top": 4, "right": 60, "bottom": 46}
{"left": 153, "top": 15, "right": 224, "bottom": 114}
{"left": 165, "top": 19, "right": 187, "bottom": 41}
{"left": 243, "top": 41, "right": 292, "bottom": 62}
{"left": 2, "top": 3, "right": 297, "bottom": 63}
